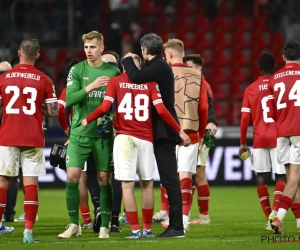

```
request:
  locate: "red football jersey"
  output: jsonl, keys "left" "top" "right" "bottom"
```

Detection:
{"left": 86, "top": 72, "right": 180, "bottom": 142}
{"left": 241, "top": 76, "right": 277, "bottom": 148}
{"left": 57, "top": 87, "right": 72, "bottom": 131}
{"left": 268, "top": 62, "right": 300, "bottom": 137}
{"left": 0, "top": 64, "right": 57, "bottom": 147}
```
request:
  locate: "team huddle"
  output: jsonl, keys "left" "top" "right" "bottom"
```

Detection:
{"left": 239, "top": 43, "right": 300, "bottom": 234}
{"left": 1, "top": 30, "right": 298, "bottom": 244}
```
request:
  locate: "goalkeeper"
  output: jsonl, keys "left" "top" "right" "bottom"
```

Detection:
{"left": 58, "top": 31, "right": 120, "bottom": 240}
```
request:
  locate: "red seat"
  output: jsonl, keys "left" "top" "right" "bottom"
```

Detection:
{"left": 231, "top": 50, "right": 249, "bottom": 66}
{"left": 250, "top": 48, "right": 264, "bottom": 62}
{"left": 138, "top": 0, "right": 155, "bottom": 14}
{"left": 212, "top": 32, "right": 231, "bottom": 48}
{"left": 194, "top": 33, "right": 212, "bottom": 50}
{"left": 75, "top": 50, "right": 86, "bottom": 60}
{"left": 39, "top": 50, "right": 52, "bottom": 67}
{"left": 218, "top": 0, "right": 232, "bottom": 15}
{"left": 232, "top": 32, "right": 250, "bottom": 48}
{"left": 232, "top": 16, "right": 249, "bottom": 32}
{"left": 210, "top": 67, "right": 229, "bottom": 83}
{"left": 250, "top": 32, "right": 270, "bottom": 49}
{"left": 177, "top": 0, "right": 196, "bottom": 15}
{"left": 229, "top": 82, "right": 244, "bottom": 99}
{"left": 176, "top": 32, "right": 194, "bottom": 49}
{"left": 212, "top": 16, "right": 232, "bottom": 32}
{"left": 211, "top": 84, "right": 229, "bottom": 100}
{"left": 212, "top": 50, "right": 231, "bottom": 66}
{"left": 156, "top": 32, "right": 169, "bottom": 43}
{"left": 251, "top": 16, "right": 268, "bottom": 31}
{"left": 269, "top": 31, "right": 285, "bottom": 50}
{"left": 55, "top": 50, "right": 70, "bottom": 63}
{"left": 194, "top": 16, "right": 211, "bottom": 32}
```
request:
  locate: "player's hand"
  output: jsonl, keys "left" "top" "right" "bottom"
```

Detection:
{"left": 124, "top": 52, "right": 136, "bottom": 59}
{"left": 206, "top": 123, "right": 217, "bottom": 136}
{"left": 64, "top": 139, "right": 69, "bottom": 146}
{"left": 93, "top": 76, "right": 110, "bottom": 89}
{"left": 179, "top": 129, "right": 191, "bottom": 147}
{"left": 199, "top": 138, "right": 204, "bottom": 152}
{"left": 81, "top": 119, "right": 88, "bottom": 129}
{"left": 64, "top": 127, "right": 70, "bottom": 137}
{"left": 239, "top": 144, "right": 250, "bottom": 158}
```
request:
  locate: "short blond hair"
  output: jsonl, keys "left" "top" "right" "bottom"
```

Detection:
{"left": 82, "top": 31, "right": 104, "bottom": 43}
{"left": 163, "top": 39, "right": 184, "bottom": 52}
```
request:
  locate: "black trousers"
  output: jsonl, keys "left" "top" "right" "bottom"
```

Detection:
{"left": 154, "top": 139, "right": 183, "bottom": 231}
{"left": 5, "top": 177, "right": 19, "bottom": 220}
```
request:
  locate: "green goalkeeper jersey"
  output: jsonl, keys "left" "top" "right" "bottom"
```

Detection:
{"left": 66, "top": 60, "right": 120, "bottom": 137}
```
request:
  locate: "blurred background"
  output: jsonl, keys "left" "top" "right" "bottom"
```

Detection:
{"left": 1, "top": 0, "right": 299, "bottom": 186}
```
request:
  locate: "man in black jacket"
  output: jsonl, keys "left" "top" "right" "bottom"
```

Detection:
{"left": 122, "top": 33, "right": 185, "bottom": 238}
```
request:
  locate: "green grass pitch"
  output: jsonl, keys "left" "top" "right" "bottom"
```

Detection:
{"left": 0, "top": 187, "right": 299, "bottom": 249}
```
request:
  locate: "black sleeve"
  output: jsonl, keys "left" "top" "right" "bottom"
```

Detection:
{"left": 207, "top": 90, "right": 217, "bottom": 125}
{"left": 122, "top": 57, "right": 161, "bottom": 83}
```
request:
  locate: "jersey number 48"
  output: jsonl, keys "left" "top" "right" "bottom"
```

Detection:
{"left": 118, "top": 93, "right": 149, "bottom": 121}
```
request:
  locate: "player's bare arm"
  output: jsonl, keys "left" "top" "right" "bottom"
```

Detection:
{"left": 43, "top": 102, "right": 59, "bottom": 119}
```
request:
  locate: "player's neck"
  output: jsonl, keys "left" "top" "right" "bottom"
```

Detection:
{"left": 87, "top": 58, "right": 103, "bottom": 67}
{"left": 286, "top": 60, "right": 300, "bottom": 65}
{"left": 19, "top": 59, "right": 35, "bottom": 66}
{"left": 171, "top": 58, "right": 184, "bottom": 64}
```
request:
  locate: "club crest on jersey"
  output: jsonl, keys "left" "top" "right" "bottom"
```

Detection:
{"left": 66, "top": 156, "right": 70, "bottom": 163}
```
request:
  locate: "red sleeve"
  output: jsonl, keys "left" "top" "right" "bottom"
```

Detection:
{"left": 150, "top": 83, "right": 181, "bottom": 133}
{"left": 198, "top": 77, "right": 208, "bottom": 138}
{"left": 240, "top": 89, "right": 251, "bottom": 144}
{"left": 44, "top": 76, "right": 57, "bottom": 104}
{"left": 86, "top": 79, "right": 116, "bottom": 123}
{"left": 267, "top": 81, "right": 276, "bottom": 121}
{"left": 57, "top": 88, "right": 69, "bottom": 130}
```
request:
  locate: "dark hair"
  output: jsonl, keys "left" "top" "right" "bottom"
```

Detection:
{"left": 259, "top": 53, "right": 276, "bottom": 73}
{"left": 20, "top": 38, "right": 40, "bottom": 57}
{"left": 102, "top": 50, "right": 120, "bottom": 62}
{"left": 10, "top": 56, "right": 20, "bottom": 67}
{"left": 140, "top": 33, "right": 163, "bottom": 56}
{"left": 66, "top": 58, "right": 83, "bottom": 73}
{"left": 282, "top": 42, "right": 300, "bottom": 61}
{"left": 183, "top": 54, "right": 205, "bottom": 66}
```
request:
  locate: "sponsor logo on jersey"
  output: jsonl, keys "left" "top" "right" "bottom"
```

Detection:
{"left": 83, "top": 77, "right": 89, "bottom": 80}
{"left": 89, "top": 90, "right": 106, "bottom": 98}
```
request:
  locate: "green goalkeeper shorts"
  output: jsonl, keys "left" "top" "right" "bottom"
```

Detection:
{"left": 66, "top": 133, "right": 114, "bottom": 172}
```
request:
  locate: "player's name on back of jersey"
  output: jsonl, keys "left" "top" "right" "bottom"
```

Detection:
{"left": 274, "top": 70, "right": 300, "bottom": 79}
{"left": 259, "top": 84, "right": 268, "bottom": 91}
{"left": 119, "top": 82, "right": 148, "bottom": 90}
{"left": 5, "top": 72, "right": 41, "bottom": 81}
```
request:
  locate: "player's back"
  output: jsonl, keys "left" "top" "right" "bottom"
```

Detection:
{"left": 112, "top": 73, "right": 156, "bottom": 142}
{"left": 269, "top": 63, "right": 300, "bottom": 137}
{"left": 172, "top": 64, "right": 202, "bottom": 132}
{"left": 0, "top": 64, "right": 56, "bottom": 147}
{"left": 243, "top": 76, "right": 277, "bottom": 148}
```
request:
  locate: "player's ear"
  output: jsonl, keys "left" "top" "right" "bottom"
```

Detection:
{"left": 100, "top": 44, "right": 104, "bottom": 53}
{"left": 282, "top": 55, "right": 286, "bottom": 62}
{"left": 36, "top": 53, "right": 40, "bottom": 59}
{"left": 17, "top": 50, "right": 21, "bottom": 57}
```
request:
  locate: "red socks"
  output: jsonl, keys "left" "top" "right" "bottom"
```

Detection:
{"left": 0, "top": 188, "right": 7, "bottom": 222}
{"left": 272, "top": 181, "right": 285, "bottom": 212}
{"left": 180, "top": 178, "right": 192, "bottom": 216}
{"left": 24, "top": 185, "right": 39, "bottom": 230}
{"left": 161, "top": 186, "right": 169, "bottom": 212}
{"left": 126, "top": 211, "right": 140, "bottom": 231}
{"left": 291, "top": 203, "right": 300, "bottom": 219}
{"left": 197, "top": 184, "right": 210, "bottom": 215}
{"left": 257, "top": 185, "right": 271, "bottom": 220}
{"left": 142, "top": 208, "right": 153, "bottom": 230}
{"left": 279, "top": 196, "right": 293, "bottom": 210}
{"left": 80, "top": 206, "right": 92, "bottom": 224}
